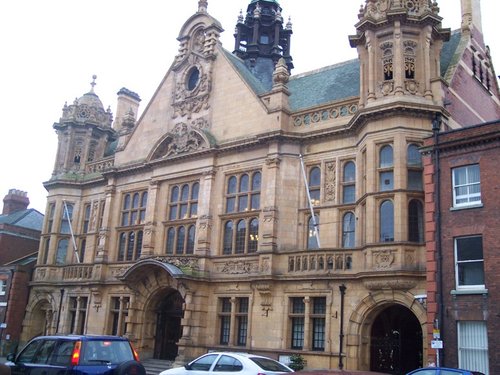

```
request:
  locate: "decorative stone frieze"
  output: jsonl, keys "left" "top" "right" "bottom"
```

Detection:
{"left": 292, "top": 100, "right": 358, "bottom": 127}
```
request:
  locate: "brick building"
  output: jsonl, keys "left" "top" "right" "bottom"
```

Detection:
{"left": 423, "top": 120, "right": 500, "bottom": 375}
{"left": 0, "top": 190, "right": 43, "bottom": 355}
{"left": 20, "top": 0, "right": 499, "bottom": 373}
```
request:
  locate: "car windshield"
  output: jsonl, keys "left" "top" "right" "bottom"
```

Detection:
{"left": 80, "top": 340, "right": 134, "bottom": 365}
{"left": 250, "top": 357, "right": 292, "bottom": 372}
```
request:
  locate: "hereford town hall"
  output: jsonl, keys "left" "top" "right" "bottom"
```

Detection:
{"left": 20, "top": 0, "right": 499, "bottom": 374}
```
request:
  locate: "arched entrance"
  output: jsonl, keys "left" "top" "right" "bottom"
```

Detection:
{"left": 370, "top": 305, "right": 422, "bottom": 374}
{"left": 153, "top": 290, "right": 184, "bottom": 360}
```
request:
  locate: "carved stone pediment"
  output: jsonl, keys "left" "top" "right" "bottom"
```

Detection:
{"left": 150, "top": 122, "right": 213, "bottom": 160}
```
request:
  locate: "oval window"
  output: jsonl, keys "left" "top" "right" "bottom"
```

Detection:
{"left": 187, "top": 67, "right": 200, "bottom": 91}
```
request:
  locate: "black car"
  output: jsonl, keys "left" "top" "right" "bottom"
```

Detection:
{"left": 6, "top": 334, "right": 145, "bottom": 375}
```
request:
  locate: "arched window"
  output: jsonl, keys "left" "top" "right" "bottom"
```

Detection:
{"left": 121, "top": 191, "right": 147, "bottom": 226}
{"left": 307, "top": 215, "right": 320, "bottom": 249}
{"left": 342, "top": 161, "right": 356, "bottom": 204}
{"left": 166, "top": 228, "right": 175, "bottom": 254}
{"left": 309, "top": 167, "right": 321, "bottom": 206}
{"left": 379, "top": 145, "right": 394, "bottom": 191}
{"left": 176, "top": 227, "right": 186, "bottom": 254}
{"left": 380, "top": 200, "right": 394, "bottom": 242}
{"left": 342, "top": 212, "right": 356, "bottom": 248}
{"left": 223, "top": 221, "right": 233, "bottom": 255}
{"left": 60, "top": 203, "right": 73, "bottom": 234}
{"left": 407, "top": 144, "right": 423, "bottom": 190}
{"left": 226, "top": 172, "right": 261, "bottom": 213}
{"left": 408, "top": 200, "right": 424, "bottom": 242}
{"left": 248, "top": 218, "right": 259, "bottom": 253}
{"left": 235, "top": 220, "right": 246, "bottom": 253}
{"left": 169, "top": 182, "right": 199, "bottom": 220}
{"left": 187, "top": 225, "right": 196, "bottom": 254}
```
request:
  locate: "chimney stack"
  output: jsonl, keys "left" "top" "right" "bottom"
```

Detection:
{"left": 2, "top": 189, "right": 30, "bottom": 215}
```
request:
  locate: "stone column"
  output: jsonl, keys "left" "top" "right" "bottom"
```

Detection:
{"left": 141, "top": 180, "right": 159, "bottom": 257}
{"left": 95, "top": 182, "right": 115, "bottom": 262}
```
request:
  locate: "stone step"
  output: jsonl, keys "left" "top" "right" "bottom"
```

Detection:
{"left": 141, "top": 358, "right": 175, "bottom": 375}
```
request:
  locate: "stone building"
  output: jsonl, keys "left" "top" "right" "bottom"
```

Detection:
{"left": 21, "top": 0, "right": 499, "bottom": 373}
{"left": 422, "top": 120, "right": 500, "bottom": 375}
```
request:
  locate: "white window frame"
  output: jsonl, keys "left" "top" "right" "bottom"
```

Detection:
{"left": 452, "top": 164, "right": 481, "bottom": 208}
{"left": 458, "top": 321, "right": 489, "bottom": 374}
{"left": 454, "top": 236, "right": 485, "bottom": 291}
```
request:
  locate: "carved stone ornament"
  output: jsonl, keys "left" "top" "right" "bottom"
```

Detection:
{"left": 151, "top": 123, "right": 211, "bottom": 160}
{"left": 363, "top": 278, "right": 417, "bottom": 291}
{"left": 373, "top": 249, "right": 395, "bottom": 269}
{"left": 216, "top": 260, "right": 259, "bottom": 274}
{"left": 362, "top": 0, "right": 436, "bottom": 21}
{"left": 324, "top": 161, "right": 336, "bottom": 202}
{"left": 405, "top": 79, "right": 419, "bottom": 95}
{"left": 380, "top": 81, "right": 394, "bottom": 96}
{"left": 173, "top": 57, "right": 212, "bottom": 119}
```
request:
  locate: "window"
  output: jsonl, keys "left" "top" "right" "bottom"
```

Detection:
{"left": 452, "top": 165, "right": 481, "bottom": 207}
{"left": 381, "top": 42, "right": 394, "bottom": 81}
{"left": 82, "top": 204, "right": 91, "bottom": 233}
{"left": 379, "top": 145, "right": 394, "bottom": 191}
{"left": 121, "top": 191, "right": 147, "bottom": 226}
{"left": 311, "top": 297, "right": 326, "bottom": 351}
{"left": 307, "top": 215, "right": 319, "bottom": 249}
{"left": 223, "top": 218, "right": 259, "bottom": 255}
{"left": 290, "top": 297, "right": 305, "bottom": 349}
{"left": 117, "top": 230, "right": 143, "bottom": 261}
{"left": 0, "top": 280, "right": 6, "bottom": 295}
{"left": 60, "top": 203, "right": 74, "bottom": 234}
{"left": 46, "top": 203, "right": 55, "bottom": 233}
{"left": 218, "top": 297, "right": 249, "bottom": 346}
{"left": 342, "top": 212, "right": 356, "bottom": 248}
{"left": 56, "top": 238, "right": 69, "bottom": 265}
{"left": 110, "top": 296, "right": 130, "bottom": 336}
{"left": 226, "top": 172, "right": 261, "bottom": 213}
{"left": 42, "top": 238, "right": 50, "bottom": 264}
{"left": 69, "top": 296, "right": 88, "bottom": 334}
{"left": 165, "top": 225, "right": 196, "bottom": 255}
{"left": 168, "top": 182, "right": 199, "bottom": 220}
{"left": 380, "top": 200, "right": 394, "bottom": 242}
{"left": 308, "top": 167, "right": 321, "bottom": 206}
{"left": 407, "top": 144, "right": 423, "bottom": 190}
{"left": 214, "top": 355, "right": 244, "bottom": 372}
{"left": 79, "top": 238, "right": 86, "bottom": 263}
{"left": 342, "top": 161, "right": 356, "bottom": 204}
{"left": 458, "top": 321, "right": 489, "bottom": 374}
{"left": 408, "top": 200, "right": 424, "bottom": 242}
{"left": 455, "top": 236, "right": 484, "bottom": 290}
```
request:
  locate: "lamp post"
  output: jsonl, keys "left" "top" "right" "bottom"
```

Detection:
{"left": 339, "top": 284, "right": 347, "bottom": 369}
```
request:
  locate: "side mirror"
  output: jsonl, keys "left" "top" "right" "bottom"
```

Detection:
{"left": 6, "top": 353, "right": 15, "bottom": 362}
{"left": 184, "top": 363, "right": 192, "bottom": 370}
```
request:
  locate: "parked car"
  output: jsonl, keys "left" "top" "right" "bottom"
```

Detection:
{"left": 5, "top": 334, "right": 145, "bottom": 375}
{"left": 406, "top": 367, "right": 485, "bottom": 375}
{"left": 159, "top": 352, "right": 293, "bottom": 375}
{"left": 295, "top": 370, "right": 389, "bottom": 374}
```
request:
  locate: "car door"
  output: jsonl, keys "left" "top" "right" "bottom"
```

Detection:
{"left": 211, "top": 354, "right": 244, "bottom": 375}
{"left": 9, "top": 339, "right": 47, "bottom": 375}
{"left": 184, "top": 353, "right": 220, "bottom": 375}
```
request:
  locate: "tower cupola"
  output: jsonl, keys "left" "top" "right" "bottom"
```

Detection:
{"left": 234, "top": 0, "right": 293, "bottom": 78}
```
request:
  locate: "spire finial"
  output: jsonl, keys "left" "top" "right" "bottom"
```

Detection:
{"left": 198, "top": 0, "right": 207, "bottom": 13}
{"left": 90, "top": 75, "right": 97, "bottom": 93}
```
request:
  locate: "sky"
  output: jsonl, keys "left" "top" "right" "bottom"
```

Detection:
{"left": 0, "top": 0, "right": 498, "bottom": 214}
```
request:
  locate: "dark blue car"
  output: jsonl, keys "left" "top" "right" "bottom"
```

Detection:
{"left": 6, "top": 334, "right": 145, "bottom": 375}
{"left": 406, "top": 367, "right": 485, "bottom": 375}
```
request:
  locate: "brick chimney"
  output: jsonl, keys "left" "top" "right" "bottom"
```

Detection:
{"left": 2, "top": 189, "right": 30, "bottom": 215}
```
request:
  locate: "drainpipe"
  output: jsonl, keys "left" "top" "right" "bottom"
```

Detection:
{"left": 338, "top": 284, "right": 347, "bottom": 370}
{"left": 432, "top": 113, "right": 444, "bottom": 365}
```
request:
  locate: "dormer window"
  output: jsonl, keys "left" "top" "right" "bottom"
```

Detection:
{"left": 259, "top": 34, "right": 270, "bottom": 44}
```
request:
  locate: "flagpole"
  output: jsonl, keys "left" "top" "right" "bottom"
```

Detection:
{"left": 299, "top": 154, "right": 321, "bottom": 248}
{"left": 63, "top": 200, "right": 81, "bottom": 263}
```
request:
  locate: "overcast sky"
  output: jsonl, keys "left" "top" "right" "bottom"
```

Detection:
{"left": 1, "top": 1, "right": 498, "bottom": 214}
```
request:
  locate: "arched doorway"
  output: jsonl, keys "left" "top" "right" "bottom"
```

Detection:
{"left": 370, "top": 305, "right": 422, "bottom": 374}
{"left": 153, "top": 290, "right": 184, "bottom": 360}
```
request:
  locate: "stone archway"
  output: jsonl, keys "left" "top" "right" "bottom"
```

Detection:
{"left": 22, "top": 291, "right": 58, "bottom": 342}
{"left": 370, "top": 304, "right": 422, "bottom": 374}
{"left": 346, "top": 290, "right": 426, "bottom": 372}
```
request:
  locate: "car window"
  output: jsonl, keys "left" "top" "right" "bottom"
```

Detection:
{"left": 80, "top": 340, "right": 135, "bottom": 365}
{"left": 189, "top": 354, "right": 218, "bottom": 371}
{"left": 213, "top": 355, "right": 243, "bottom": 372}
{"left": 411, "top": 370, "right": 436, "bottom": 375}
{"left": 17, "top": 340, "right": 43, "bottom": 364}
{"left": 250, "top": 357, "right": 292, "bottom": 372}
{"left": 50, "top": 340, "right": 75, "bottom": 366}
{"left": 33, "top": 340, "right": 57, "bottom": 364}
{"left": 440, "top": 371, "right": 465, "bottom": 375}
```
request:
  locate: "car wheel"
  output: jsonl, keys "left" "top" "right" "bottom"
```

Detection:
{"left": 114, "top": 360, "right": 146, "bottom": 375}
